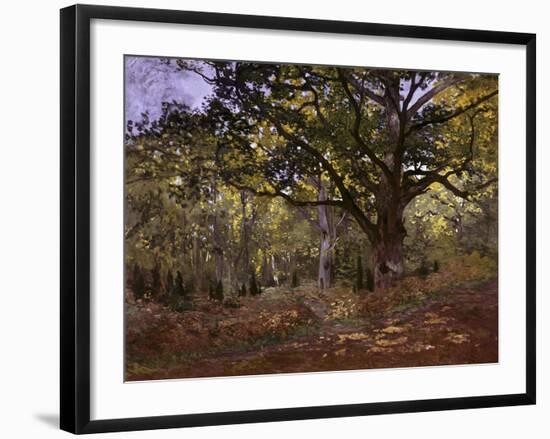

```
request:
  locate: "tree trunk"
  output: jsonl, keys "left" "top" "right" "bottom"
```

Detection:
{"left": 271, "top": 255, "right": 279, "bottom": 286}
{"left": 213, "top": 216, "right": 224, "bottom": 282}
{"left": 318, "top": 229, "right": 332, "bottom": 289}
{"left": 212, "top": 182, "right": 224, "bottom": 283}
{"left": 373, "top": 181, "right": 406, "bottom": 289}
{"left": 288, "top": 252, "right": 297, "bottom": 285}
{"left": 192, "top": 235, "right": 203, "bottom": 292}
{"left": 317, "top": 183, "right": 334, "bottom": 289}
{"left": 373, "top": 235, "right": 404, "bottom": 289}
{"left": 369, "top": 198, "right": 408, "bottom": 286}
{"left": 240, "top": 191, "right": 251, "bottom": 282}
{"left": 261, "top": 253, "right": 274, "bottom": 286}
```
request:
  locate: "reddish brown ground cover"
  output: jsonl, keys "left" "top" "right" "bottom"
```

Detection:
{"left": 126, "top": 278, "right": 497, "bottom": 381}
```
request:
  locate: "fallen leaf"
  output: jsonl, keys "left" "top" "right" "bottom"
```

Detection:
{"left": 381, "top": 326, "right": 407, "bottom": 334}
{"left": 337, "top": 332, "right": 370, "bottom": 342}
{"left": 376, "top": 336, "right": 408, "bottom": 347}
{"left": 445, "top": 333, "right": 470, "bottom": 344}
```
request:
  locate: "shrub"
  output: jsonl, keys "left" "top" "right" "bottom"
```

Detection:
{"left": 418, "top": 260, "right": 430, "bottom": 278}
{"left": 458, "top": 251, "right": 497, "bottom": 280}
{"left": 168, "top": 271, "right": 191, "bottom": 312}
{"left": 360, "top": 252, "right": 497, "bottom": 318}
{"left": 215, "top": 279, "right": 224, "bottom": 302}
{"left": 132, "top": 263, "right": 146, "bottom": 300}
{"left": 170, "top": 296, "right": 192, "bottom": 313}
{"left": 291, "top": 270, "right": 299, "bottom": 288}
{"left": 150, "top": 263, "right": 161, "bottom": 298}
{"left": 223, "top": 296, "right": 241, "bottom": 308}
{"left": 173, "top": 270, "right": 186, "bottom": 298}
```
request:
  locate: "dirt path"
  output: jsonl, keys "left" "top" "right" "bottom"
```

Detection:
{"left": 132, "top": 279, "right": 497, "bottom": 380}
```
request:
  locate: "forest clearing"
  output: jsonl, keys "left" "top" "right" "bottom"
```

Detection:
{"left": 125, "top": 57, "right": 498, "bottom": 380}
{"left": 126, "top": 253, "right": 497, "bottom": 380}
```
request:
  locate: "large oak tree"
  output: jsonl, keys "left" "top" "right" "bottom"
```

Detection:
{"left": 177, "top": 61, "right": 498, "bottom": 289}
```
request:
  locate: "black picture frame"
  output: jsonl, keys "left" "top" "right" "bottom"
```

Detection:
{"left": 60, "top": 4, "right": 536, "bottom": 434}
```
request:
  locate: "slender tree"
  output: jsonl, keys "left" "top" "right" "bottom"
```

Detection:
{"left": 215, "top": 279, "right": 224, "bottom": 302}
{"left": 165, "top": 270, "right": 174, "bottom": 296}
{"left": 249, "top": 273, "right": 259, "bottom": 296}
{"left": 356, "top": 255, "right": 364, "bottom": 291}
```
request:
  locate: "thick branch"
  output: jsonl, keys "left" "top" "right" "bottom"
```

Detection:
{"left": 404, "top": 109, "right": 480, "bottom": 182}
{"left": 406, "top": 77, "right": 465, "bottom": 118}
{"left": 406, "top": 90, "right": 498, "bottom": 135}
{"left": 226, "top": 181, "right": 344, "bottom": 208}
{"left": 126, "top": 174, "right": 178, "bottom": 185}
{"left": 405, "top": 172, "right": 497, "bottom": 202}
{"left": 402, "top": 74, "right": 421, "bottom": 113}
{"left": 337, "top": 69, "right": 393, "bottom": 178}
{"left": 343, "top": 70, "right": 385, "bottom": 106}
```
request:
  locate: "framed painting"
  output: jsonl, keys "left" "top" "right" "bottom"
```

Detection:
{"left": 60, "top": 4, "right": 536, "bottom": 434}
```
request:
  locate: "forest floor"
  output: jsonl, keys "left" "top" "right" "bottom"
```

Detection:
{"left": 126, "top": 272, "right": 498, "bottom": 381}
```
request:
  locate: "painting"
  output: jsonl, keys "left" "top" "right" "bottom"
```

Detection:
{"left": 124, "top": 56, "right": 498, "bottom": 381}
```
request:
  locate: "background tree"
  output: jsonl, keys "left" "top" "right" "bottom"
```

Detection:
{"left": 356, "top": 255, "right": 364, "bottom": 292}
{"left": 291, "top": 270, "right": 299, "bottom": 288}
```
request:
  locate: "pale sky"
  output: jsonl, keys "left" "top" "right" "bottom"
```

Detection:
{"left": 124, "top": 56, "right": 211, "bottom": 124}
{"left": 125, "top": 56, "right": 447, "bottom": 126}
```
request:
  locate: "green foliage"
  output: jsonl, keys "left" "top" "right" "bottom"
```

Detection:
{"left": 404, "top": 184, "right": 498, "bottom": 273}
{"left": 418, "top": 260, "right": 431, "bottom": 278}
{"left": 167, "top": 270, "right": 191, "bottom": 312}
{"left": 459, "top": 251, "right": 497, "bottom": 280}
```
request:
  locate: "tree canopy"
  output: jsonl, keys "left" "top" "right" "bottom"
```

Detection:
{"left": 125, "top": 59, "right": 498, "bottom": 293}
